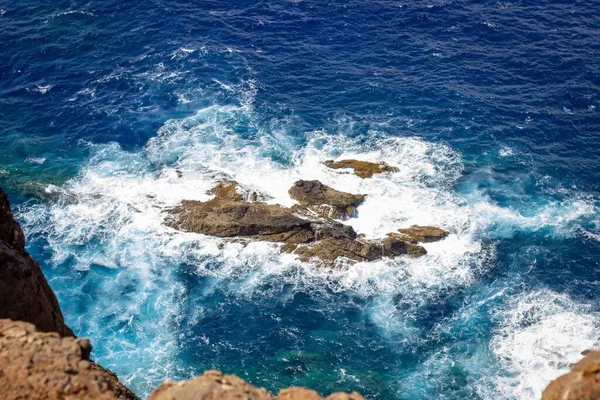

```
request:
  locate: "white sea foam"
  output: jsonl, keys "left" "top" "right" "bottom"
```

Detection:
{"left": 491, "top": 289, "right": 599, "bottom": 399}
{"left": 17, "top": 102, "right": 599, "bottom": 395}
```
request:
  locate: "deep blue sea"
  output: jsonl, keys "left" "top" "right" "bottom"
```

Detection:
{"left": 2, "top": 1, "right": 600, "bottom": 399}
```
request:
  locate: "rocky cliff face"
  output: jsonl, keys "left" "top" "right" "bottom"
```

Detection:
{"left": 0, "top": 190, "right": 73, "bottom": 337}
{"left": 0, "top": 319, "right": 137, "bottom": 400}
{"left": 542, "top": 350, "right": 600, "bottom": 400}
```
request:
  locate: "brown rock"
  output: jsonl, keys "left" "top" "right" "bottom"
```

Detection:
{"left": 0, "top": 319, "right": 138, "bottom": 400}
{"left": 170, "top": 200, "right": 315, "bottom": 243}
{"left": 169, "top": 181, "right": 426, "bottom": 265}
{"left": 278, "top": 387, "right": 322, "bottom": 400}
{"left": 149, "top": 370, "right": 365, "bottom": 400}
{"left": 209, "top": 180, "right": 244, "bottom": 201}
{"left": 288, "top": 180, "right": 365, "bottom": 220}
{"left": 324, "top": 159, "right": 399, "bottom": 179}
{"left": 397, "top": 225, "right": 449, "bottom": 243}
{"left": 0, "top": 187, "right": 73, "bottom": 337}
{"left": 293, "top": 234, "right": 426, "bottom": 264}
{"left": 542, "top": 350, "right": 600, "bottom": 400}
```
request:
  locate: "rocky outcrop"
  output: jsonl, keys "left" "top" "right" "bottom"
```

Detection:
{"left": 148, "top": 370, "right": 365, "bottom": 400}
{"left": 168, "top": 180, "right": 431, "bottom": 265}
{"left": 291, "top": 234, "right": 426, "bottom": 264}
{"left": 542, "top": 350, "right": 600, "bottom": 400}
{"left": 324, "top": 159, "right": 398, "bottom": 179}
{"left": 0, "top": 319, "right": 138, "bottom": 400}
{"left": 168, "top": 181, "right": 315, "bottom": 245}
{"left": 0, "top": 189, "right": 73, "bottom": 337}
{"left": 288, "top": 180, "right": 365, "bottom": 220}
{"left": 397, "top": 225, "right": 449, "bottom": 243}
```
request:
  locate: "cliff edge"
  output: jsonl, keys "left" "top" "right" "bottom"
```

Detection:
{"left": 0, "top": 189, "right": 73, "bottom": 337}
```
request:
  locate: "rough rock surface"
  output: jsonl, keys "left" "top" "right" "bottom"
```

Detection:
{"left": 169, "top": 181, "right": 315, "bottom": 244}
{"left": 542, "top": 350, "right": 600, "bottom": 400}
{"left": 0, "top": 189, "right": 25, "bottom": 253}
{"left": 149, "top": 370, "right": 365, "bottom": 400}
{"left": 0, "top": 188, "right": 73, "bottom": 337}
{"left": 398, "top": 225, "right": 449, "bottom": 243}
{"left": 324, "top": 159, "right": 399, "bottom": 179}
{"left": 169, "top": 180, "right": 427, "bottom": 265}
{"left": 0, "top": 319, "right": 138, "bottom": 400}
{"left": 292, "top": 234, "right": 426, "bottom": 264}
{"left": 288, "top": 180, "right": 365, "bottom": 220}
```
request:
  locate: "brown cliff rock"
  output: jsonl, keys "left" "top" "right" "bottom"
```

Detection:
{"left": 0, "top": 188, "right": 73, "bottom": 337}
{"left": 542, "top": 350, "right": 600, "bottom": 400}
{"left": 148, "top": 370, "right": 365, "bottom": 400}
{"left": 324, "top": 159, "right": 398, "bottom": 179}
{"left": 0, "top": 319, "right": 138, "bottom": 400}
{"left": 288, "top": 180, "right": 365, "bottom": 220}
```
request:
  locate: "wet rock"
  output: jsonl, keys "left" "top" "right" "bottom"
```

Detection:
{"left": 288, "top": 180, "right": 365, "bottom": 220}
{"left": 324, "top": 159, "right": 398, "bottom": 179}
{"left": 292, "top": 234, "right": 426, "bottom": 264}
{"left": 542, "top": 350, "right": 600, "bottom": 400}
{"left": 148, "top": 370, "right": 365, "bottom": 400}
{"left": 0, "top": 319, "right": 138, "bottom": 400}
{"left": 397, "top": 225, "right": 449, "bottom": 243}
{"left": 0, "top": 188, "right": 73, "bottom": 337}
{"left": 168, "top": 180, "right": 315, "bottom": 244}
{"left": 170, "top": 181, "right": 426, "bottom": 265}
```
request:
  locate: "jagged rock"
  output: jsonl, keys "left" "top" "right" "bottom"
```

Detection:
{"left": 148, "top": 370, "right": 365, "bottom": 400}
{"left": 288, "top": 180, "right": 365, "bottom": 220}
{"left": 324, "top": 159, "right": 399, "bottom": 179}
{"left": 292, "top": 234, "right": 426, "bottom": 264}
{"left": 0, "top": 188, "right": 73, "bottom": 337}
{"left": 168, "top": 181, "right": 315, "bottom": 244}
{"left": 169, "top": 181, "right": 426, "bottom": 265}
{"left": 542, "top": 350, "right": 600, "bottom": 400}
{"left": 0, "top": 319, "right": 138, "bottom": 400}
{"left": 397, "top": 225, "right": 448, "bottom": 243}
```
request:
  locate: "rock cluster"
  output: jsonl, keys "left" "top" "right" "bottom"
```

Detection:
{"left": 542, "top": 350, "right": 600, "bottom": 400}
{"left": 168, "top": 179, "right": 448, "bottom": 265}
{"left": 148, "top": 370, "right": 365, "bottom": 400}
{"left": 324, "top": 159, "right": 399, "bottom": 179}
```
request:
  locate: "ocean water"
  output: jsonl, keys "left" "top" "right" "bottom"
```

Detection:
{"left": 2, "top": 1, "right": 600, "bottom": 399}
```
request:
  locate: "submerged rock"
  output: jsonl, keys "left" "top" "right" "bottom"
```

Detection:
{"left": 542, "top": 350, "right": 600, "bottom": 400}
{"left": 324, "top": 159, "right": 399, "bottom": 179}
{"left": 398, "top": 225, "right": 449, "bottom": 243}
{"left": 0, "top": 319, "right": 138, "bottom": 400}
{"left": 288, "top": 180, "right": 365, "bottom": 220}
{"left": 149, "top": 370, "right": 365, "bottom": 400}
{"left": 169, "top": 180, "right": 427, "bottom": 265}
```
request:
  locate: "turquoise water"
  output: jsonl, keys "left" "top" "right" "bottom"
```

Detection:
{"left": 2, "top": 1, "right": 600, "bottom": 399}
